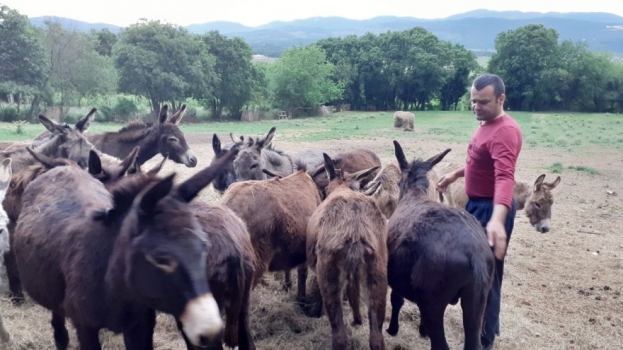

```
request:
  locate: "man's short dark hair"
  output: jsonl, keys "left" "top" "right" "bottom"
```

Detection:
{"left": 472, "top": 74, "right": 505, "bottom": 98}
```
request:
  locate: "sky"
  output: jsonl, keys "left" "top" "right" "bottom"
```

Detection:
{"left": 2, "top": 0, "right": 623, "bottom": 27}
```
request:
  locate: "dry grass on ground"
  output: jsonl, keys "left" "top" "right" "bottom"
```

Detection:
{"left": 1, "top": 118, "right": 623, "bottom": 349}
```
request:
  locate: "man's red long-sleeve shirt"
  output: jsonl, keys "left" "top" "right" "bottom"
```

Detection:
{"left": 464, "top": 114, "right": 523, "bottom": 209}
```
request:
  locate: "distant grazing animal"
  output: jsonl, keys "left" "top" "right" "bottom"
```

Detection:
{"left": 436, "top": 163, "right": 561, "bottom": 233}
{"left": 12, "top": 147, "right": 240, "bottom": 349}
{"left": 309, "top": 148, "right": 381, "bottom": 200}
{"left": 32, "top": 104, "right": 197, "bottom": 168}
{"left": 0, "top": 158, "right": 13, "bottom": 343}
{"left": 306, "top": 154, "right": 386, "bottom": 350}
{"left": 385, "top": 141, "right": 495, "bottom": 350}
{"left": 220, "top": 163, "right": 322, "bottom": 304}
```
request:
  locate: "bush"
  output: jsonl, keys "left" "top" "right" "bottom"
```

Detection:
{"left": 0, "top": 106, "right": 20, "bottom": 122}
{"left": 96, "top": 97, "right": 140, "bottom": 122}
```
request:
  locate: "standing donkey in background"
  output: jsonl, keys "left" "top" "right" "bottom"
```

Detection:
{"left": 0, "top": 158, "right": 12, "bottom": 343}
{"left": 306, "top": 154, "right": 386, "bottom": 350}
{"left": 386, "top": 141, "right": 495, "bottom": 350}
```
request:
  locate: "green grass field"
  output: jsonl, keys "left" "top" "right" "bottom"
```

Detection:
{"left": 1, "top": 111, "right": 622, "bottom": 151}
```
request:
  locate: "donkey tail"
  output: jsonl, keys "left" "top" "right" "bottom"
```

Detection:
{"left": 471, "top": 254, "right": 495, "bottom": 325}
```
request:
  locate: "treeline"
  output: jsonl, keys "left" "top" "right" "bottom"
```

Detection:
{"left": 1, "top": 4, "right": 623, "bottom": 124}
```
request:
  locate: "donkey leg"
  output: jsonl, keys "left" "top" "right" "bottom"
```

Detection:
{"left": 282, "top": 269, "right": 292, "bottom": 291}
{"left": 51, "top": 312, "right": 69, "bottom": 350}
{"left": 367, "top": 267, "right": 387, "bottom": 350}
{"left": 296, "top": 264, "right": 308, "bottom": 304}
{"left": 419, "top": 299, "right": 450, "bottom": 350}
{"left": 123, "top": 308, "right": 156, "bottom": 350}
{"left": 0, "top": 314, "right": 10, "bottom": 343}
{"left": 318, "top": 263, "right": 347, "bottom": 350}
{"left": 4, "top": 250, "right": 24, "bottom": 303}
{"left": 346, "top": 274, "right": 362, "bottom": 326}
{"left": 74, "top": 323, "right": 101, "bottom": 350}
{"left": 304, "top": 273, "right": 324, "bottom": 318}
{"left": 237, "top": 274, "right": 256, "bottom": 350}
{"left": 386, "top": 290, "right": 404, "bottom": 336}
{"left": 461, "top": 285, "right": 486, "bottom": 350}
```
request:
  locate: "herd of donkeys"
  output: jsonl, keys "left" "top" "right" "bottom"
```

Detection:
{"left": 0, "top": 105, "right": 560, "bottom": 349}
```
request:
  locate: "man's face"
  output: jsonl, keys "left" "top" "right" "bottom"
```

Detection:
{"left": 471, "top": 85, "right": 505, "bottom": 122}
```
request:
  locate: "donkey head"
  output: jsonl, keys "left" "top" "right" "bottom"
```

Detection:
{"left": 103, "top": 146, "right": 239, "bottom": 347}
{"left": 38, "top": 108, "right": 97, "bottom": 168}
{"left": 322, "top": 153, "right": 379, "bottom": 198}
{"left": 0, "top": 159, "right": 12, "bottom": 256}
{"left": 210, "top": 133, "right": 238, "bottom": 194}
{"left": 157, "top": 104, "right": 197, "bottom": 168}
{"left": 233, "top": 126, "right": 276, "bottom": 181}
{"left": 393, "top": 140, "right": 451, "bottom": 199}
{"left": 524, "top": 174, "right": 561, "bottom": 233}
{"left": 88, "top": 146, "right": 141, "bottom": 185}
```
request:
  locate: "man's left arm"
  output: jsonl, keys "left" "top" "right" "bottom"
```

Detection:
{"left": 488, "top": 126, "right": 522, "bottom": 260}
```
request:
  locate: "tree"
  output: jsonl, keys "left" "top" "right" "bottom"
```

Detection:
{"left": 267, "top": 45, "right": 343, "bottom": 113}
{"left": 488, "top": 24, "right": 560, "bottom": 111}
{"left": 113, "top": 19, "right": 217, "bottom": 113}
{"left": 439, "top": 44, "right": 479, "bottom": 111}
{"left": 40, "top": 20, "right": 117, "bottom": 115}
{"left": 0, "top": 5, "right": 48, "bottom": 117}
{"left": 90, "top": 28, "right": 117, "bottom": 56}
{"left": 202, "top": 31, "right": 256, "bottom": 120}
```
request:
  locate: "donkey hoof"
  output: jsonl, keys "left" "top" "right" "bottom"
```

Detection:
{"left": 386, "top": 327, "right": 398, "bottom": 336}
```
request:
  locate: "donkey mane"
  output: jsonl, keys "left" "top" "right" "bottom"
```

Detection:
{"left": 402, "top": 159, "right": 433, "bottom": 194}
{"left": 106, "top": 122, "right": 155, "bottom": 143}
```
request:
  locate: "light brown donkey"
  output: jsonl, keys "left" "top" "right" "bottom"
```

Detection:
{"left": 307, "top": 153, "right": 387, "bottom": 350}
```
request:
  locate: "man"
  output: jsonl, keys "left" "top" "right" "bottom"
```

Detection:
{"left": 436, "top": 73, "right": 523, "bottom": 349}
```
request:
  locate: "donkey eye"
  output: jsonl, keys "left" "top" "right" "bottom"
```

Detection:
{"left": 250, "top": 164, "right": 258, "bottom": 169}
{"left": 534, "top": 202, "right": 541, "bottom": 209}
{"left": 168, "top": 137, "right": 178, "bottom": 143}
{"left": 146, "top": 254, "right": 178, "bottom": 273}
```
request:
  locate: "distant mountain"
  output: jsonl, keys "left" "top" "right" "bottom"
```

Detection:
{"left": 444, "top": 9, "right": 623, "bottom": 23}
{"left": 186, "top": 21, "right": 253, "bottom": 34}
{"left": 28, "top": 10, "right": 623, "bottom": 57}
{"left": 29, "top": 16, "right": 121, "bottom": 33}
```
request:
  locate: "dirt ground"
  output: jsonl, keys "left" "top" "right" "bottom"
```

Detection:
{"left": 1, "top": 126, "right": 622, "bottom": 349}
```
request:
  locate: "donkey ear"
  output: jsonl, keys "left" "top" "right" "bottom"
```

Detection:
{"left": 544, "top": 176, "right": 561, "bottom": 190}
{"left": 393, "top": 140, "right": 408, "bottom": 170}
{"left": 119, "top": 146, "right": 140, "bottom": 176}
{"left": 26, "top": 147, "right": 57, "bottom": 169}
{"left": 347, "top": 166, "right": 380, "bottom": 182}
{"left": 323, "top": 153, "right": 336, "bottom": 180}
{"left": 75, "top": 107, "right": 96, "bottom": 133}
{"left": 256, "top": 127, "right": 276, "bottom": 149}
{"left": 147, "top": 155, "right": 168, "bottom": 176}
{"left": 262, "top": 168, "right": 286, "bottom": 179}
{"left": 309, "top": 163, "right": 326, "bottom": 178}
{"left": 88, "top": 150, "right": 103, "bottom": 175}
{"left": 0, "top": 158, "right": 12, "bottom": 190}
{"left": 158, "top": 104, "right": 169, "bottom": 125}
{"left": 39, "top": 115, "right": 60, "bottom": 133}
{"left": 176, "top": 147, "right": 239, "bottom": 203}
{"left": 533, "top": 174, "right": 546, "bottom": 192}
{"left": 212, "top": 134, "right": 222, "bottom": 155}
{"left": 140, "top": 173, "right": 175, "bottom": 216}
{"left": 169, "top": 104, "right": 186, "bottom": 125}
{"left": 362, "top": 180, "right": 381, "bottom": 196}
{"left": 426, "top": 148, "right": 451, "bottom": 168}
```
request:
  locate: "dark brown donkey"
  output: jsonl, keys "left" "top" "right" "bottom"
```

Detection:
{"left": 173, "top": 202, "right": 257, "bottom": 350}
{"left": 33, "top": 104, "right": 197, "bottom": 167}
{"left": 220, "top": 163, "right": 321, "bottom": 304}
{"left": 385, "top": 141, "right": 495, "bottom": 350}
{"left": 12, "top": 148, "right": 240, "bottom": 349}
{"left": 307, "top": 154, "right": 386, "bottom": 350}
